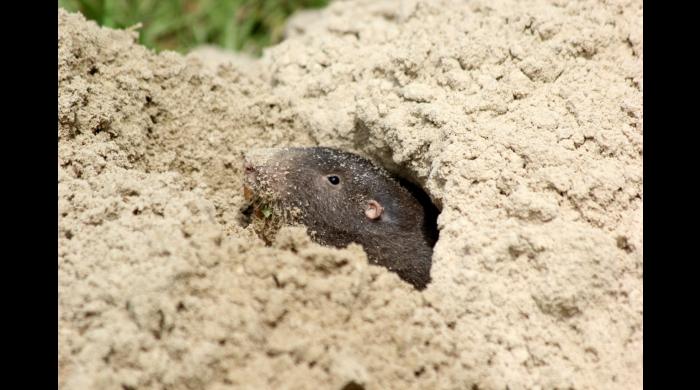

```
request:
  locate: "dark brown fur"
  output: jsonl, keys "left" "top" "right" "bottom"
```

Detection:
{"left": 243, "top": 147, "right": 438, "bottom": 290}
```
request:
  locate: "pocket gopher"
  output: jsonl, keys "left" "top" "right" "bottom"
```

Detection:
{"left": 243, "top": 147, "right": 438, "bottom": 290}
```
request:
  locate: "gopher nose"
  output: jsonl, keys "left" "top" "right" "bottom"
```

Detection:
{"left": 244, "top": 161, "right": 256, "bottom": 174}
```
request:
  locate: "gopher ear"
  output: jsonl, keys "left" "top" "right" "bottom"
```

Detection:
{"left": 365, "top": 199, "right": 384, "bottom": 220}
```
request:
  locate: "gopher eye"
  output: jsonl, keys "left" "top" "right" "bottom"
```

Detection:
{"left": 327, "top": 175, "right": 340, "bottom": 185}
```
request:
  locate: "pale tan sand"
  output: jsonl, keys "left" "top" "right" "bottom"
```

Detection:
{"left": 58, "top": 1, "right": 642, "bottom": 388}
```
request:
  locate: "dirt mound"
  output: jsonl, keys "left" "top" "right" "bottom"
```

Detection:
{"left": 58, "top": 0, "right": 642, "bottom": 388}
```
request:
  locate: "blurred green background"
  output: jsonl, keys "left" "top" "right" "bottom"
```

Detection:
{"left": 59, "top": 0, "right": 329, "bottom": 55}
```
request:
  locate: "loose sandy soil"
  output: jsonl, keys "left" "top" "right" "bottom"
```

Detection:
{"left": 58, "top": 0, "right": 642, "bottom": 388}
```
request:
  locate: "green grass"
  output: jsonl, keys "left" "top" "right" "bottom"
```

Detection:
{"left": 59, "top": 0, "right": 329, "bottom": 55}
